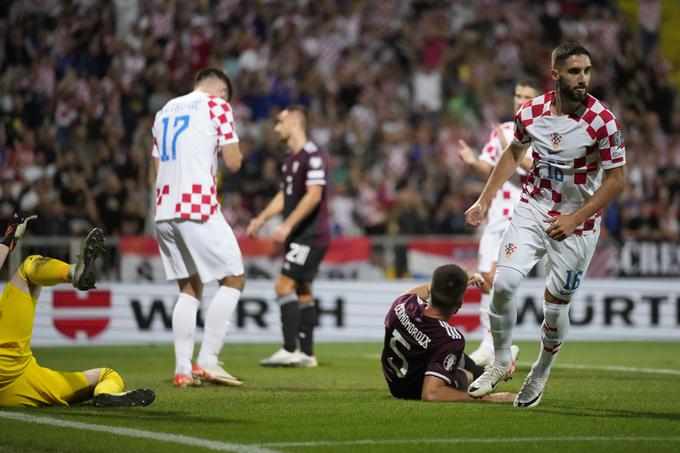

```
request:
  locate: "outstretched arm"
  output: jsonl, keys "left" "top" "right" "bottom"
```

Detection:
{"left": 272, "top": 185, "right": 323, "bottom": 244}
{"left": 246, "top": 190, "right": 285, "bottom": 237}
{"left": 0, "top": 244, "right": 8, "bottom": 270}
{"left": 421, "top": 376, "right": 515, "bottom": 402}
{"left": 221, "top": 143, "right": 243, "bottom": 173}
{"left": 465, "top": 142, "right": 528, "bottom": 227}
{"left": 401, "top": 283, "right": 430, "bottom": 299}
{"left": 457, "top": 139, "right": 494, "bottom": 180}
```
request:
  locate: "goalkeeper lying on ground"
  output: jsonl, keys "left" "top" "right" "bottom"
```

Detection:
{"left": 0, "top": 213, "right": 155, "bottom": 407}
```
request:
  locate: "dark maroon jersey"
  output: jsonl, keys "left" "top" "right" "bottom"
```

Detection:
{"left": 381, "top": 293, "right": 466, "bottom": 399}
{"left": 280, "top": 141, "right": 330, "bottom": 246}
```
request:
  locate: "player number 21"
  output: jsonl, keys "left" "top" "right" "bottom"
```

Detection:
{"left": 387, "top": 330, "right": 411, "bottom": 378}
{"left": 160, "top": 115, "right": 190, "bottom": 162}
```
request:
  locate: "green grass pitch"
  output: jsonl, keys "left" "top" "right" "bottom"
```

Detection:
{"left": 1, "top": 342, "right": 679, "bottom": 452}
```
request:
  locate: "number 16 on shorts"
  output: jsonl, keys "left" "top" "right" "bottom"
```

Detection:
{"left": 564, "top": 270, "right": 583, "bottom": 291}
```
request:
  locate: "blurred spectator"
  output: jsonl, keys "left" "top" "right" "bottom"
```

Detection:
{"left": 434, "top": 193, "right": 468, "bottom": 235}
{"left": 0, "top": 174, "right": 18, "bottom": 226}
{"left": 395, "top": 175, "right": 430, "bottom": 235}
{"left": 30, "top": 178, "right": 70, "bottom": 237}
{"left": 95, "top": 172, "right": 126, "bottom": 235}
{"left": 0, "top": 0, "right": 677, "bottom": 247}
{"left": 330, "top": 181, "right": 361, "bottom": 237}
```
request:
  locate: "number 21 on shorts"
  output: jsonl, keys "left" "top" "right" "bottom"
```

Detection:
{"left": 160, "top": 115, "right": 190, "bottom": 161}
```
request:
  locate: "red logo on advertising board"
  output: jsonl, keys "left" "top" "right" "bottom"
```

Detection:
{"left": 448, "top": 286, "right": 482, "bottom": 332}
{"left": 52, "top": 290, "right": 111, "bottom": 340}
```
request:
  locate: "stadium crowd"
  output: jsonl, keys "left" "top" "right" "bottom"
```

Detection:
{"left": 0, "top": 0, "right": 678, "bottom": 243}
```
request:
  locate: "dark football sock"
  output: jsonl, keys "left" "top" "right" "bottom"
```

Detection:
{"left": 299, "top": 302, "right": 317, "bottom": 356}
{"left": 278, "top": 293, "right": 300, "bottom": 353}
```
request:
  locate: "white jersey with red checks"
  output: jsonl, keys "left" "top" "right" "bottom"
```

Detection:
{"left": 152, "top": 90, "right": 238, "bottom": 222}
{"left": 479, "top": 121, "right": 531, "bottom": 231}
{"left": 512, "top": 92, "right": 625, "bottom": 235}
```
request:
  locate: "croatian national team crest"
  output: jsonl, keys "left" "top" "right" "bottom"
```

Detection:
{"left": 443, "top": 354, "right": 457, "bottom": 371}
{"left": 503, "top": 242, "right": 518, "bottom": 259}
{"left": 548, "top": 132, "right": 562, "bottom": 150}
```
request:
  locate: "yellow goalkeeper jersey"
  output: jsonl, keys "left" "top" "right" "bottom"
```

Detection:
{"left": 0, "top": 283, "right": 36, "bottom": 390}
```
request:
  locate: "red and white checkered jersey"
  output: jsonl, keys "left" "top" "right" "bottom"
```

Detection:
{"left": 152, "top": 90, "right": 239, "bottom": 222}
{"left": 479, "top": 121, "right": 531, "bottom": 231}
{"left": 513, "top": 92, "right": 625, "bottom": 235}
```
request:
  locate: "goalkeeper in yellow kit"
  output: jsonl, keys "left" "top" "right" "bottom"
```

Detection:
{"left": 0, "top": 213, "right": 154, "bottom": 408}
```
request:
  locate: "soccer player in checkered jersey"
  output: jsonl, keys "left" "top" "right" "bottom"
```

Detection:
{"left": 152, "top": 68, "right": 245, "bottom": 388}
{"left": 465, "top": 43, "right": 626, "bottom": 407}
{"left": 246, "top": 106, "right": 330, "bottom": 368}
{"left": 457, "top": 79, "right": 542, "bottom": 367}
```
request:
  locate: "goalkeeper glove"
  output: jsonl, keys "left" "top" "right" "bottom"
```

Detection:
{"left": 1, "top": 213, "right": 38, "bottom": 251}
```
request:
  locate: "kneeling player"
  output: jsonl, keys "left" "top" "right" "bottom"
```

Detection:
{"left": 0, "top": 214, "right": 155, "bottom": 408}
{"left": 381, "top": 264, "right": 517, "bottom": 402}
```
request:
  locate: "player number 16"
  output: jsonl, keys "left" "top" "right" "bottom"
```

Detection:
{"left": 547, "top": 163, "right": 564, "bottom": 182}
{"left": 564, "top": 270, "right": 583, "bottom": 291}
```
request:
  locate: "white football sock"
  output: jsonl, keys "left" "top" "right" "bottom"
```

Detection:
{"left": 479, "top": 292, "right": 493, "bottom": 349}
{"left": 173, "top": 293, "right": 200, "bottom": 376}
{"left": 489, "top": 266, "right": 524, "bottom": 367}
{"left": 197, "top": 286, "right": 241, "bottom": 369}
{"left": 532, "top": 300, "right": 570, "bottom": 379}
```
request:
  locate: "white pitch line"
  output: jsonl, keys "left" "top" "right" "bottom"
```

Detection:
{"left": 518, "top": 361, "right": 680, "bottom": 376}
{"left": 0, "top": 411, "right": 280, "bottom": 453}
{"left": 262, "top": 436, "right": 680, "bottom": 448}
{"left": 363, "top": 354, "right": 680, "bottom": 376}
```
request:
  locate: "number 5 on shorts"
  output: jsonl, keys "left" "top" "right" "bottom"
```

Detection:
{"left": 387, "top": 330, "right": 411, "bottom": 378}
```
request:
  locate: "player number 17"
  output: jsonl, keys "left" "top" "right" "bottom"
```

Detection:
{"left": 160, "top": 115, "right": 190, "bottom": 161}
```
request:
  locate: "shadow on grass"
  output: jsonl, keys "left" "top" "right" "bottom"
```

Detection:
{"left": 43, "top": 407, "right": 241, "bottom": 425}
{"left": 535, "top": 406, "right": 680, "bottom": 422}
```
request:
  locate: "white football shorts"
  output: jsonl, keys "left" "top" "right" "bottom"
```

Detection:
{"left": 155, "top": 213, "right": 244, "bottom": 283}
{"left": 477, "top": 219, "right": 511, "bottom": 273}
{"left": 495, "top": 201, "right": 599, "bottom": 301}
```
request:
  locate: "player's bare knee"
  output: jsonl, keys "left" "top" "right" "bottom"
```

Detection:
{"left": 178, "top": 275, "right": 203, "bottom": 299}
{"left": 219, "top": 274, "right": 245, "bottom": 291}
{"left": 545, "top": 289, "right": 570, "bottom": 305}
{"left": 298, "top": 295, "right": 314, "bottom": 305}
{"left": 275, "top": 275, "right": 296, "bottom": 296}
{"left": 295, "top": 281, "right": 312, "bottom": 298}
